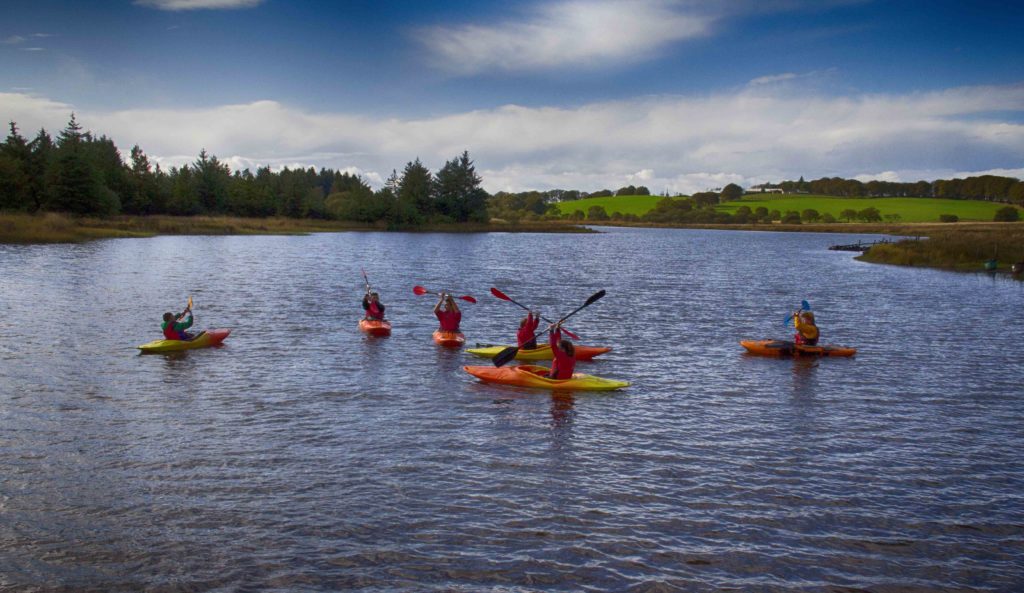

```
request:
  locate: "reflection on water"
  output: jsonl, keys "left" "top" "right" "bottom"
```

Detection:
{"left": 1, "top": 228, "right": 1023, "bottom": 591}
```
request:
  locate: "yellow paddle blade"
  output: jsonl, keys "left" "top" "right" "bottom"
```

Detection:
{"left": 187, "top": 296, "right": 193, "bottom": 309}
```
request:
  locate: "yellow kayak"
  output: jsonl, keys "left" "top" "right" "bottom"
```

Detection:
{"left": 463, "top": 364, "right": 629, "bottom": 391}
{"left": 466, "top": 343, "right": 611, "bottom": 361}
{"left": 138, "top": 329, "right": 231, "bottom": 353}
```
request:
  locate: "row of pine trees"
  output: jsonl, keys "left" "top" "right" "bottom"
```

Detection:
{"left": 0, "top": 115, "right": 490, "bottom": 225}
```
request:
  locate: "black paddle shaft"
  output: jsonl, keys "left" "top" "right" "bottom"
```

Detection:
{"left": 492, "top": 290, "right": 605, "bottom": 367}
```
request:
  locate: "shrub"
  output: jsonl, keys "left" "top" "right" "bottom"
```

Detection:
{"left": 768, "top": 209, "right": 781, "bottom": 222}
{"left": 994, "top": 206, "right": 1020, "bottom": 222}
{"left": 857, "top": 207, "right": 882, "bottom": 222}
{"left": 801, "top": 208, "right": 820, "bottom": 223}
{"left": 821, "top": 213, "right": 837, "bottom": 223}
{"left": 781, "top": 210, "right": 802, "bottom": 224}
{"left": 939, "top": 214, "right": 959, "bottom": 223}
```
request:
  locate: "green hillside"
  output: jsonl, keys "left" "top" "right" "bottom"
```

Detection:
{"left": 719, "top": 195, "right": 1013, "bottom": 222}
{"left": 554, "top": 193, "right": 1019, "bottom": 223}
{"left": 552, "top": 195, "right": 665, "bottom": 217}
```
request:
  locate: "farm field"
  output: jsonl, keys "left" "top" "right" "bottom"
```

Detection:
{"left": 552, "top": 195, "right": 664, "bottom": 217}
{"left": 721, "top": 195, "right": 1014, "bottom": 222}
{"left": 554, "top": 194, "right": 1020, "bottom": 222}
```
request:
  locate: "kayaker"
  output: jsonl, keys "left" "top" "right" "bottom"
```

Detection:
{"left": 162, "top": 308, "right": 195, "bottom": 341}
{"left": 547, "top": 323, "right": 576, "bottom": 380}
{"left": 434, "top": 293, "right": 462, "bottom": 332}
{"left": 517, "top": 310, "right": 540, "bottom": 349}
{"left": 362, "top": 291, "right": 386, "bottom": 321}
{"left": 793, "top": 310, "right": 819, "bottom": 346}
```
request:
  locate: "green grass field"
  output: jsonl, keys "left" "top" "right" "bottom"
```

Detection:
{"left": 719, "top": 195, "right": 1014, "bottom": 222}
{"left": 554, "top": 194, "right": 1019, "bottom": 222}
{"left": 552, "top": 195, "right": 665, "bottom": 217}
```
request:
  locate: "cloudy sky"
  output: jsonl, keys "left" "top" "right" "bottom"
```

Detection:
{"left": 2, "top": 0, "right": 1023, "bottom": 193}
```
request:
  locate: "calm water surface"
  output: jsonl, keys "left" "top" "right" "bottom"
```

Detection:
{"left": 1, "top": 227, "right": 1022, "bottom": 592}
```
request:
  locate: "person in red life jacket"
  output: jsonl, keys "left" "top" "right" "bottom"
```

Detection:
{"left": 434, "top": 293, "right": 461, "bottom": 332}
{"left": 793, "top": 310, "right": 819, "bottom": 346}
{"left": 547, "top": 322, "right": 576, "bottom": 380}
{"left": 161, "top": 307, "right": 195, "bottom": 341}
{"left": 516, "top": 310, "right": 540, "bottom": 349}
{"left": 362, "top": 291, "right": 386, "bottom": 320}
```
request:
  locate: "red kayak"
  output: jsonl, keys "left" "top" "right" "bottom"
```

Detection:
{"left": 433, "top": 329, "right": 465, "bottom": 348}
{"left": 359, "top": 318, "right": 392, "bottom": 337}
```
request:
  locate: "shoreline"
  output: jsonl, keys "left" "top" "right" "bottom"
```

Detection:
{"left": 0, "top": 213, "right": 592, "bottom": 244}
{"left": 4, "top": 212, "right": 1020, "bottom": 275}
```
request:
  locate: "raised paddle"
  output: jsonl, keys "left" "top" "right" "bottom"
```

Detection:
{"left": 413, "top": 285, "right": 477, "bottom": 303}
{"left": 489, "top": 287, "right": 581, "bottom": 340}
{"left": 361, "top": 268, "right": 371, "bottom": 294}
{"left": 784, "top": 300, "right": 811, "bottom": 327}
{"left": 493, "top": 289, "right": 605, "bottom": 367}
{"left": 176, "top": 296, "right": 193, "bottom": 322}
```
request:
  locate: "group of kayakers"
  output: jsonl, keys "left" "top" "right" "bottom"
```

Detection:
{"left": 355, "top": 287, "right": 579, "bottom": 380}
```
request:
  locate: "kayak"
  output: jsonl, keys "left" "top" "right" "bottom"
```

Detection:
{"left": 740, "top": 339, "right": 856, "bottom": 358}
{"left": 466, "top": 343, "right": 611, "bottom": 361}
{"left": 433, "top": 329, "right": 465, "bottom": 348}
{"left": 463, "top": 364, "right": 630, "bottom": 391}
{"left": 138, "top": 328, "right": 231, "bottom": 353}
{"left": 359, "top": 318, "right": 392, "bottom": 337}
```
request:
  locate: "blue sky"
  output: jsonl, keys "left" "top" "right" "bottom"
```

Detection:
{"left": 2, "top": 0, "right": 1023, "bottom": 193}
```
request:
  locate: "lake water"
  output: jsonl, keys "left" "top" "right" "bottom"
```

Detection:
{"left": 1, "top": 227, "right": 1022, "bottom": 592}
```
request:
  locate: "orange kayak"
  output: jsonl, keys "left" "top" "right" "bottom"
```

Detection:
{"left": 466, "top": 343, "right": 611, "bottom": 361}
{"left": 463, "top": 364, "right": 629, "bottom": 391}
{"left": 433, "top": 329, "right": 465, "bottom": 348}
{"left": 359, "top": 318, "right": 391, "bottom": 337}
{"left": 740, "top": 340, "right": 856, "bottom": 357}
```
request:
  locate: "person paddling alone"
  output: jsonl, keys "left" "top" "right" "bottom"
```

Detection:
{"left": 434, "top": 293, "right": 462, "bottom": 332}
{"left": 162, "top": 307, "right": 195, "bottom": 341}
{"left": 362, "top": 291, "right": 386, "bottom": 321}
{"left": 517, "top": 310, "right": 540, "bottom": 349}
{"left": 547, "top": 322, "right": 576, "bottom": 380}
{"left": 793, "top": 310, "right": 819, "bottom": 346}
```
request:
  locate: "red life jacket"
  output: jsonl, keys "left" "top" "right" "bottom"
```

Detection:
{"left": 366, "top": 301, "right": 384, "bottom": 320}
{"left": 516, "top": 314, "right": 539, "bottom": 347}
{"left": 163, "top": 322, "right": 181, "bottom": 340}
{"left": 436, "top": 309, "right": 461, "bottom": 332}
{"left": 548, "top": 328, "right": 576, "bottom": 380}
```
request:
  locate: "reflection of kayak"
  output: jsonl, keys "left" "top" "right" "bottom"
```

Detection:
{"left": 359, "top": 318, "right": 392, "bottom": 337}
{"left": 466, "top": 344, "right": 611, "bottom": 361}
{"left": 138, "top": 329, "right": 231, "bottom": 353}
{"left": 433, "top": 330, "right": 465, "bottom": 348}
{"left": 463, "top": 364, "right": 629, "bottom": 391}
{"left": 740, "top": 340, "right": 856, "bottom": 357}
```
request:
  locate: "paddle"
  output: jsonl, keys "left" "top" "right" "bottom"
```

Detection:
{"left": 784, "top": 300, "right": 811, "bottom": 327}
{"left": 493, "top": 289, "right": 605, "bottom": 367}
{"left": 176, "top": 296, "right": 193, "bottom": 322}
{"left": 489, "top": 287, "right": 580, "bottom": 341}
{"left": 413, "top": 285, "right": 477, "bottom": 303}
{"left": 361, "top": 268, "right": 371, "bottom": 294}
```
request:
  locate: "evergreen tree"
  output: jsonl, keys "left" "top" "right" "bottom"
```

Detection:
{"left": 434, "top": 151, "right": 488, "bottom": 222}
{"left": 0, "top": 122, "right": 32, "bottom": 209}
{"left": 397, "top": 158, "right": 432, "bottom": 224}
{"left": 49, "top": 114, "right": 107, "bottom": 215}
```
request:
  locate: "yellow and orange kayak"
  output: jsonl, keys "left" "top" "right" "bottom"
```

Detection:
{"left": 433, "top": 329, "right": 465, "bottom": 348}
{"left": 466, "top": 343, "right": 611, "bottom": 361}
{"left": 740, "top": 340, "right": 856, "bottom": 357}
{"left": 463, "top": 364, "right": 629, "bottom": 391}
{"left": 137, "top": 328, "right": 231, "bottom": 353}
{"left": 359, "top": 318, "right": 392, "bottom": 337}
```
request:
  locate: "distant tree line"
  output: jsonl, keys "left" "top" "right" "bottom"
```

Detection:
{"left": 0, "top": 116, "right": 488, "bottom": 226}
{"left": 755, "top": 175, "right": 1024, "bottom": 203}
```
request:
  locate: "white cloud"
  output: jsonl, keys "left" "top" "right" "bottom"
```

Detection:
{"left": 854, "top": 171, "right": 902, "bottom": 183}
{"left": 2, "top": 83, "right": 1022, "bottom": 194}
{"left": 134, "top": 0, "right": 263, "bottom": 10}
{"left": 417, "top": 0, "right": 712, "bottom": 75}
{"left": 3, "top": 35, "right": 27, "bottom": 44}
{"left": 749, "top": 73, "right": 798, "bottom": 86}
